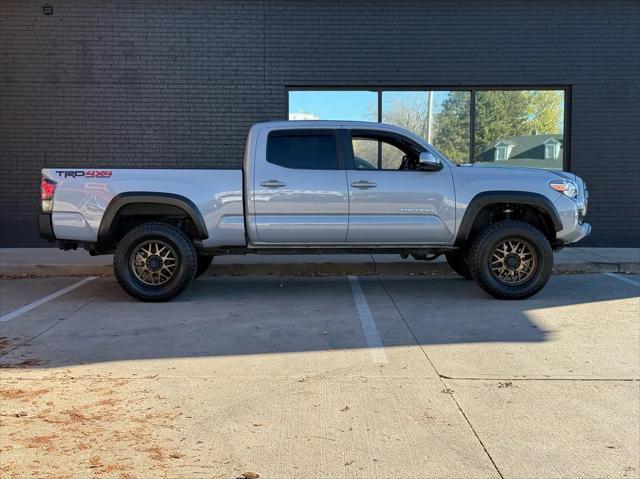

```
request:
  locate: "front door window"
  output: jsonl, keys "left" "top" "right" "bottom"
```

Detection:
{"left": 350, "top": 132, "right": 420, "bottom": 171}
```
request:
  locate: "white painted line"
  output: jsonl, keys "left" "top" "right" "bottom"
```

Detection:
{"left": 603, "top": 273, "right": 640, "bottom": 287}
{"left": 348, "top": 275, "right": 388, "bottom": 364}
{"left": 0, "top": 276, "right": 97, "bottom": 322}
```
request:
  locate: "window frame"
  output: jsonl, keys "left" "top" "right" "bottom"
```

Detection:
{"left": 266, "top": 129, "right": 343, "bottom": 171}
{"left": 285, "top": 85, "right": 571, "bottom": 171}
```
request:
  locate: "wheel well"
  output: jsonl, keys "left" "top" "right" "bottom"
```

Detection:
{"left": 100, "top": 203, "right": 201, "bottom": 249}
{"left": 465, "top": 203, "right": 556, "bottom": 245}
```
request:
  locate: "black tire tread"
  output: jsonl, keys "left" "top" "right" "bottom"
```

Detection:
{"left": 113, "top": 222, "right": 196, "bottom": 302}
{"left": 468, "top": 220, "right": 553, "bottom": 300}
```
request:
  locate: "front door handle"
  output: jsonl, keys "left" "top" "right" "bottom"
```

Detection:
{"left": 260, "top": 180, "right": 287, "bottom": 188}
{"left": 350, "top": 180, "right": 377, "bottom": 190}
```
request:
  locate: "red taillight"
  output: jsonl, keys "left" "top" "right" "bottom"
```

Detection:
{"left": 41, "top": 177, "right": 56, "bottom": 212}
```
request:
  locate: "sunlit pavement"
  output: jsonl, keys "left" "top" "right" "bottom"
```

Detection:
{"left": 1, "top": 274, "right": 638, "bottom": 478}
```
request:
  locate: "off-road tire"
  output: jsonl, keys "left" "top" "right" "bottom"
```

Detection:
{"left": 195, "top": 254, "right": 214, "bottom": 279}
{"left": 114, "top": 222, "right": 197, "bottom": 302}
{"left": 445, "top": 249, "right": 472, "bottom": 279}
{"left": 468, "top": 220, "right": 553, "bottom": 300}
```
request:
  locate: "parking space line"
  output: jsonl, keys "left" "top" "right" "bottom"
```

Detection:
{"left": 0, "top": 276, "right": 97, "bottom": 322}
{"left": 603, "top": 273, "right": 640, "bottom": 287}
{"left": 347, "top": 275, "right": 388, "bottom": 364}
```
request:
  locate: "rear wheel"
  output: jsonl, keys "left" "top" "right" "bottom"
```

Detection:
{"left": 194, "top": 254, "right": 214, "bottom": 279}
{"left": 468, "top": 220, "right": 553, "bottom": 300}
{"left": 445, "top": 249, "right": 472, "bottom": 279}
{"left": 114, "top": 222, "right": 197, "bottom": 302}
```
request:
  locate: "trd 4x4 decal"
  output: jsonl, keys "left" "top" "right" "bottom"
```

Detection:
{"left": 55, "top": 170, "right": 112, "bottom": 178}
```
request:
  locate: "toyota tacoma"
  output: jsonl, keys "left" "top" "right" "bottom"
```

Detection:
{"left": 38, "top": 121, "right": 590, "bottom": 301}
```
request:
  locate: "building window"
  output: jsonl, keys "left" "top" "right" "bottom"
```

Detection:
{"left": 545, "top": 139, "right": 560, "bottom": 160}
{"left": 288, "top": 90, "right": 377, "bottom": 122}
{"left": 381, "top": 91, "right": 470, "bottom": 165}
{"left": 495, "top": 145, "right": 509, "bottom": 161}
{"left": 474, "top": 90, "right": 565, "bottom": 170}
{"left": 288, "top": 87, "right": 568, "bottom": 170}
{"left": 545, "top": 144, "right": 554, "bottom": 159}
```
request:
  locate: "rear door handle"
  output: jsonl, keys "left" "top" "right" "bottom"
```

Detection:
{"left": 350, "top": 181, "right": 377, "bottom": 190}
{"left": 260, "top": 180, "right": 287, "bottom": 188}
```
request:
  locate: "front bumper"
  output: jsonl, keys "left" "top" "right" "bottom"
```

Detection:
{"left": 572, "top": 222, "right": 591, "bottom": 243}
{"left": 38, "top": 213, "right": 56, "bottom": 241}
{"left": 553, "top": 179, "right": 590, "bottom": 245}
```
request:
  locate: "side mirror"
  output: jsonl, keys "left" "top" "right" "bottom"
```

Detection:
{"left": 417, "top": 151, "right": 442, "bottom": 171}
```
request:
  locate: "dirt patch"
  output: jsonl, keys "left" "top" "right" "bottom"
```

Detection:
{"left": 0, "top": 388, "right": 49, "bottom": 400}
{"left": 25, "top": 434, "right": 59, "bottom": 451}
{"left": 238, "top": 472, "right": 260, "bottom": 479}
{"left": 0, "top": 377, "right": 198, "bottom": 479}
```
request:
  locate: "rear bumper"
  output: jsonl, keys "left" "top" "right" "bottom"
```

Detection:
{"left": 38, "top": 213, "right": 56, "bottom": 241}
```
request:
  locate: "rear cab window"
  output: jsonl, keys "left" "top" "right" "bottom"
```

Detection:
{"left": 267, "top": 130, "right": 339, "bottom": 170}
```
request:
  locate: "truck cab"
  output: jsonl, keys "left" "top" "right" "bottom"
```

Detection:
{"left": 245, "top": 121, "right": 455, "bottom": 246}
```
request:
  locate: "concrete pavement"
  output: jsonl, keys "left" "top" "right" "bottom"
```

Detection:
{"left": 0, "top": 273, "right": 638, "bottom": 478}
{"left": 1, "top": 247, "right": 639, "bottom": 277}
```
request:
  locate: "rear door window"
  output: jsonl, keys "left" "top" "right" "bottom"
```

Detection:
{"left": 267, "top": 131, "right": 338, "bottom": 170}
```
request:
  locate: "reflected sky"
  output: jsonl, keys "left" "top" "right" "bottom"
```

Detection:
{"left": 288, "top": 90, "right": 455, "bottom": 122}
{"left": 382, "top": 91, "right": 451, "bottom": 116}
{"left": 289, "top": 90, "right": 377, "bottom": 121}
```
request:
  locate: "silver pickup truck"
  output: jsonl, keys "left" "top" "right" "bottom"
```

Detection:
{"left": 39, "top": 120, "right": 590, "bottom": 301}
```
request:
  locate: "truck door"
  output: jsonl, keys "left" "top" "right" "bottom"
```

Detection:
{"left": 344, "top": 129, "right": 456, "bottom": 244}
{"left": 252, "top": 128, "right": 349, "bottom": 244}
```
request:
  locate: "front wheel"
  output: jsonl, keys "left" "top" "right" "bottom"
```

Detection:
{"left": 114, "top": 222, "right": 197, "bottom": 302}
{"left": 468, "top": 220, "right": 553, "bottom": 300}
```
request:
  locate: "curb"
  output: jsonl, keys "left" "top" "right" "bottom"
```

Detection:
{"left": 1, "top": 261, "right": 638, "bottom": 278}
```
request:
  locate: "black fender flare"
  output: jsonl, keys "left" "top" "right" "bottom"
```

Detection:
{"left": 98, "top": 192, "right": 209, "bottom": 242}
{"left": 455, "top": 191, "right": 563, "bottom": 244}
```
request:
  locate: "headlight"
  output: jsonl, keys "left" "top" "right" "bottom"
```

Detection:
{"left": 549, "top": 179, "right": 578, "bottom": 198}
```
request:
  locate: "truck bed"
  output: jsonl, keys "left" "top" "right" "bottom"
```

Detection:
{"left": 43, "top": 168, "right": 246, "bottom": 248}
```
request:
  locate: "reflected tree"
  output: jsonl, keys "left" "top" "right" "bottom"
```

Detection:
{"left": 382, "top": 90, "right": 564, "bottom": 164}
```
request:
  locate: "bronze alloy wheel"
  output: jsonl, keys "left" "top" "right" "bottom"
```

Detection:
{"left": 130, "top": 240, "right": 178, "bottom": 286}
{"left": 468, "top": 220, "right": 553, "bottom": 300}
{"left": 489, "top": 237, "right": 537, "bottom": 286}
{"left": 115, "top": 222, "right": 197, "bottom": 301}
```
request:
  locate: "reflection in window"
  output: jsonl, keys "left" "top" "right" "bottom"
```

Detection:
{"left": 288, "top": 90, "right": 377, "bottom": 122}
{"left": 495, "top": 144, "right": 509, "bottom": 161}
{"left": 382, "top": 91, "right": 470, "bottom": 164}
{"left": 474, "top": 90, "right": 564, "bottom": 170}
{"left": 287, "top": 88, "right": 566, "bottom": 170}
{"left": 352, "top": 137, "right": 406, "bottom": 170}
{"left": 544, "top": 138, "right": 560, "bottom": 160}
{"left": 352, "top": 138, "right": 378, "bottom": 169}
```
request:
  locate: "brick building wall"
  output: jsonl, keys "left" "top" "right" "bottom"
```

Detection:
{"left": 1, "top": 0, "right": 638, "bottom": 246}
